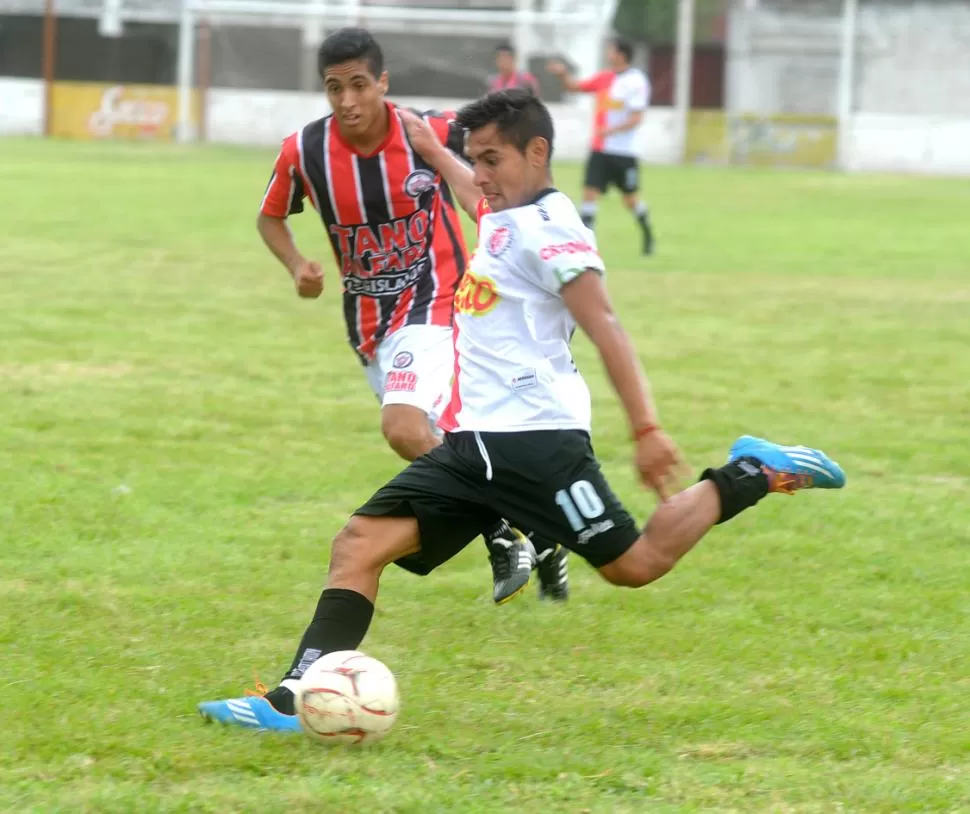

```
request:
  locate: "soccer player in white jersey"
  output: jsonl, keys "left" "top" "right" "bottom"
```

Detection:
{"left": 258, "top": 27, "right": 543, "bottom": 606}
{"left": 198, "top": 89, "right": 845, "bottom": 732}
{"left": 548, "top": 38, "right": 655, "bottom": 255}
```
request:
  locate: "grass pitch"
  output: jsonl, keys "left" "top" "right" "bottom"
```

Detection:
{"left": 1, "top": 138, "right": 968, "bottom": 812}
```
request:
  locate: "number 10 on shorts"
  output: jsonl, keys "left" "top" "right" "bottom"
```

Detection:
{"left": 554, "top": 480, "right": 606, "bottom": 531}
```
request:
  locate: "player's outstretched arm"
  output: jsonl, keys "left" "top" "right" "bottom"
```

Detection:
{"left": 257, "top": 213, "right": 323, "bottom": 299}
{"left": 398, "top": 109, "right": 479, "bottom": 221}
{"left": 562, "top": 271, "right": 685, "bottom": 498}
{"left": 546, "top": 59, "right": 589, "bottom": 93}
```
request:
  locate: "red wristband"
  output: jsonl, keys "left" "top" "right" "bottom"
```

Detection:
{"left": 633, "top": 424, "right": 660, "bottom": 441}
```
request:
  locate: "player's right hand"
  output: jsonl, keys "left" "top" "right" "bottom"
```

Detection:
{"left": 398, "top": 109, "right": 443, "bottom": 162}
{"left": 635, "top": 430, "right": 688, "bottom": 502}
{"left": 292, "top": 259, "right": 323, "bottom": 298}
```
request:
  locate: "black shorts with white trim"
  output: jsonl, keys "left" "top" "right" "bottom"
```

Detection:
{"left": 583, "top": 150, "right": 640, "bottom": 194}
{"left": 355, "top": 429, "right": 639, "bottom": 575}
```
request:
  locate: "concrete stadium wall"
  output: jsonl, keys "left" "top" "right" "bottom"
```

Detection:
{"left": 727, "top": 1, "right": 970, "bottom": 118}
{"left": 0, "top": 77, "right": 43, "bottom": 135}
{"left": 3, "top": 77, "right": 970, "bottom": 176}
{"left": 848, "top": 114, "right": 970, "bottom": 176}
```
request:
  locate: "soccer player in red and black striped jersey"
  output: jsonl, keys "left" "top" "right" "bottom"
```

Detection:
{"left": 257, "top": 27, "right": 545, "bottom": 609}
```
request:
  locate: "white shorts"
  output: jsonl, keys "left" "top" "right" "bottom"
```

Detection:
{"left": 364, "top": 324, "right": 454, "bottom": 425}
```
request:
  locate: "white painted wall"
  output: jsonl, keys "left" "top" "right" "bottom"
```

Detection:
{"left": 726, "top": 1, "right": 970, "bottom": 118}
{"left": 855, "top": 2, "right": 970, "bottom": 118}
{"left": 725, "top": 8, "right": 841, "bottom": 116}
{"left": 3, "top": 78, "right": 969, "bottom": 175}
{"left": 848, "top": 114, "right": 970, "bottom": 176}
{"left": 0, "top": 78, "right": 44, "bottom": 136}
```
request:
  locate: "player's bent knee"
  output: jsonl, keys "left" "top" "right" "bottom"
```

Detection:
{"left": 329, "top": 515, "right": 421, "bottom": 581}
{"left": 597, "top": 539, "right": 677, "bottom": 588}
{"left": 329, "top": 519, "right": 376, "bottom": 578}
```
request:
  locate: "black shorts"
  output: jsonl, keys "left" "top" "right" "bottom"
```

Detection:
{"left": 355, "top": 430, "right": 639, "bottom": 576}
{"left": 583, "top": 151, "right": 640, "bottom": 194}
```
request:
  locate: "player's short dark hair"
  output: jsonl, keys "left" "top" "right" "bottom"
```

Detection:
{"left": 611, "top": 37, "right": 634, "bottom": 64}
{"left": 495, "top": 42, "right": 515, "bottom": 55}
{"left": 456, "top": 88, "right": 554, "bottom": 162}
{"left": 318, "top": 27, "right": 384, "bottom": 78}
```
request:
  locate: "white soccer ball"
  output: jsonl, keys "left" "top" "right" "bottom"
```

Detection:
{"left": 295, "top": 650, "right": 400, "bottom": 745}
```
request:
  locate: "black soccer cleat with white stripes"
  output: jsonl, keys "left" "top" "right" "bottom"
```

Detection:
{"left": 536, "top": 544, "right": 569, "bottom": 602}
{"left": 485, "top": 522, "right": 536, "bottom": 605}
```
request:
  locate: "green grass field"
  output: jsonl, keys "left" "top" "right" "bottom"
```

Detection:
{"left": 2, "top": 138, "right": 969, "bottom": 813}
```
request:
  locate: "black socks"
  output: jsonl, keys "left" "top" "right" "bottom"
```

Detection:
{"left": 700, "top": 457, "right": 770, "bottom": 525}
{"left": 636, "top": 213, "right": 654, "bottom": 254}
{"left": 482, "top": 518, "right": 509, "bottom": 542}
{"left": 265, "top": 588, "right": 375, "bottom": 715}
{"left": 633, "top": 202, "right": 654, "bottom": 254}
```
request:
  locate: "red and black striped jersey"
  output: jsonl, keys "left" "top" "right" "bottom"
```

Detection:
{"left": 261, "top": 102, "right": 469, "bottom": 363}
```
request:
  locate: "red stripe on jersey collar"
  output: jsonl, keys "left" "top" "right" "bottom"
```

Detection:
{"left": 330, "top": 101, "right": 400, "bottom": 159}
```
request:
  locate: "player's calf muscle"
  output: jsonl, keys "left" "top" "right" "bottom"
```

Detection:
{"left": 596, "top": 481, "right": 724, "bottom": 587}
{"left": 598, "top": 536, "right": 678, "bottom": 588}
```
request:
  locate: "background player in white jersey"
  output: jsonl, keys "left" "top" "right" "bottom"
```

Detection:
{"left": 199, "top": 89, "right": 845, "bottom": 732}
{"left": 548, "top": 38, "right": 655, "bottom": 255}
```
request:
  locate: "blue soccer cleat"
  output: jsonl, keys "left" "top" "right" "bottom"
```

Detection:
{"left": 729, "top": 435, "right": 846, "bottom": 493}
{"left": 198, "top": 694, "right": 302, "bottom": 733}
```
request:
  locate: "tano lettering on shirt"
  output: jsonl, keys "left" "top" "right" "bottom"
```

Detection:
{"left": 331, "top": 210, "right": 431, "bottom": 297}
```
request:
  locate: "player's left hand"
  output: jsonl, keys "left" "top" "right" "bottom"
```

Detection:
{"left": 293, "top": 259, "right": 324, "bottom": 298}
{"left": 635, "top": 430, "right": 688, "bottom": 501}
{"left": 398, "top": 109, "right": 444, "bottom": 162}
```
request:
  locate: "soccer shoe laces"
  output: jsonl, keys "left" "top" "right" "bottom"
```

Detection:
{"left": 488, "top": 546, "right": 513, "bottom": 580}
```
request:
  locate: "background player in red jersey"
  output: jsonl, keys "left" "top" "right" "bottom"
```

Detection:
{"left": 487, "top": 43, "right": 540, "bottom": 95}
{"left": 256, "top": 27, "right": 565, "bottom": 606}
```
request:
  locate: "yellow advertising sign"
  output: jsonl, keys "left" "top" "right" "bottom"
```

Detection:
{"left": 687, "top": 112, "right": 838, "bottom": 169}
{"left": 50, "top": 82, "right": 200, "bottom": 141}
{"left": 686, "top": 111, "right": 730, "bottom": 165}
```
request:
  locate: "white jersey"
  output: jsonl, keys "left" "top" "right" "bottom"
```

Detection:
{"left": 438, "top": 191, "right": 605, "bottom": 434}
{"left": 580, "top": 67, "right": 650, "bottom": 157}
